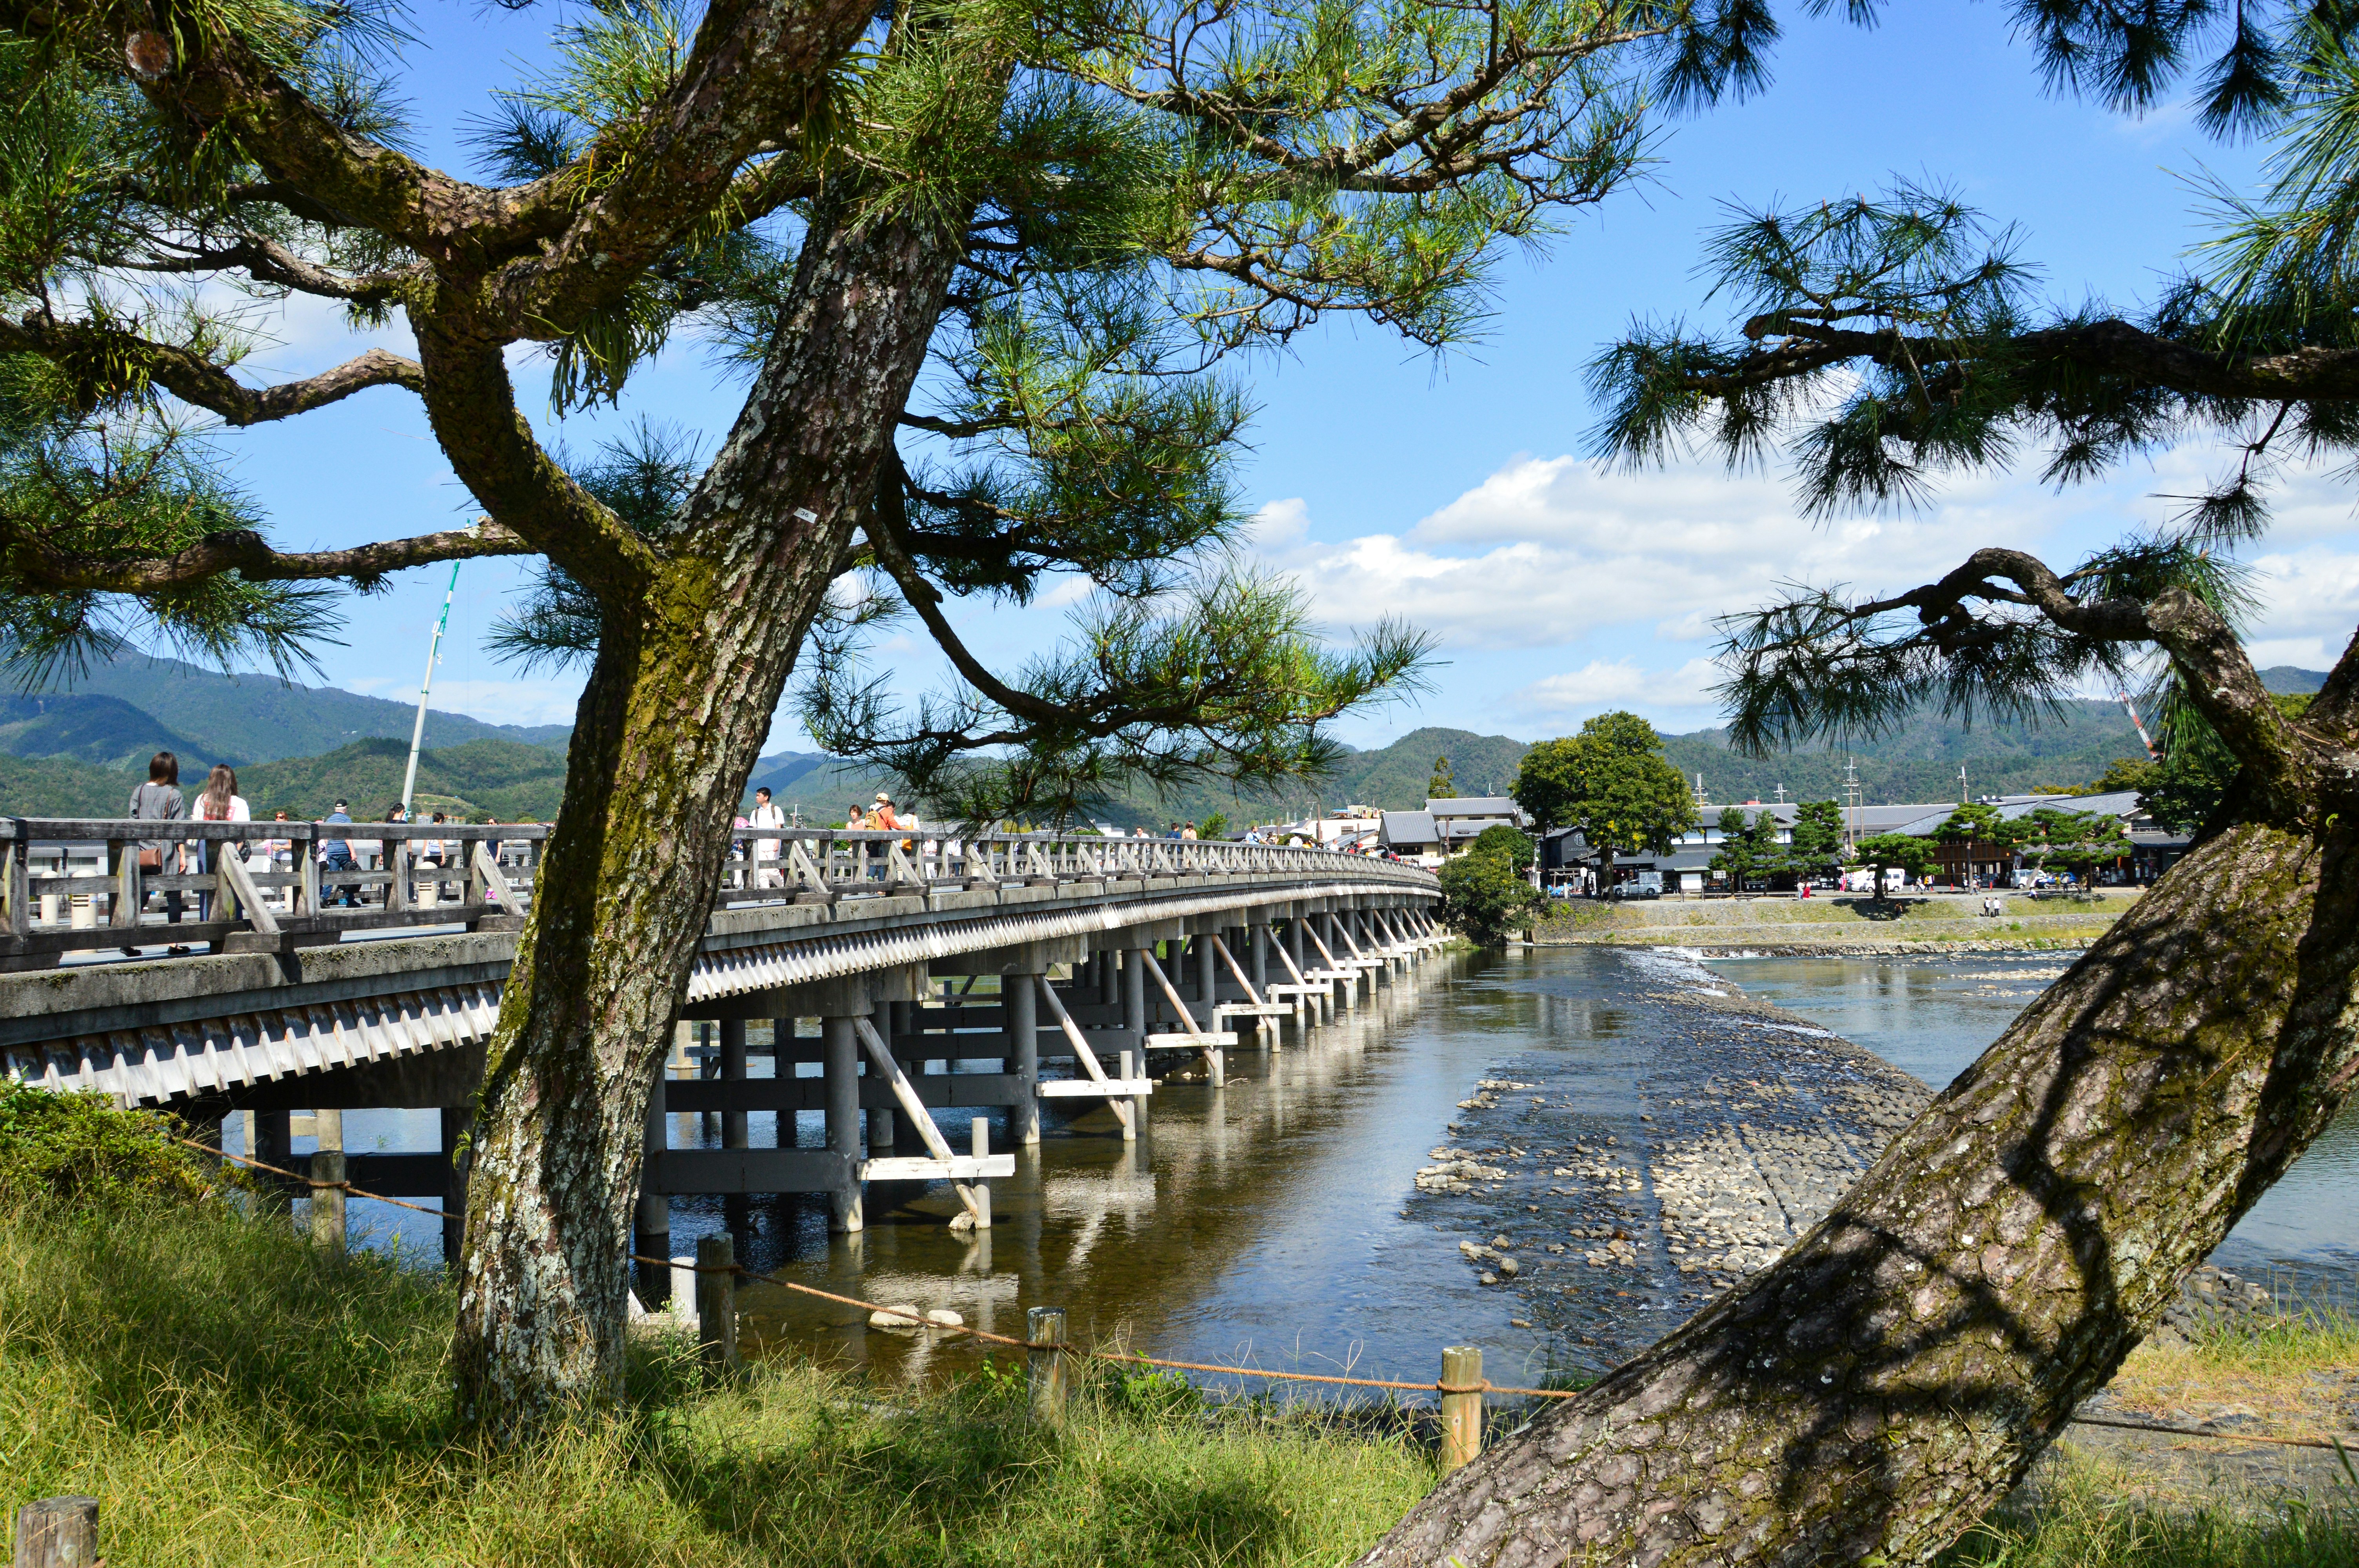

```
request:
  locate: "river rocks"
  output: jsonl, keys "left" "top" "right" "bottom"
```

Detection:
{"left": 1418, "top": 1146, "right": 1509, "bottom": 1192}
{"left": 1498, "top": 1255, "right": 1520, "bottom": 1277}
{"left": 869, "top": 1303, "right": 925, "bottom": 1332}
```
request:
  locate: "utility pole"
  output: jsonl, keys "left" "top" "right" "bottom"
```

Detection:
{"left": 400, "top": 561, "right": 461, "bottom": 820}
{"left": 1958, "top": 764, "right": 1969, "bottom": 804}
{"left": 1842, "top": 759, "right": 1861, "bottom": 855}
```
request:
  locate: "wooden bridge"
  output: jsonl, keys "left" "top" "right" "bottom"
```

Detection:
{"left": 0, "top": 819, "right": 1445, "bottom": 1273}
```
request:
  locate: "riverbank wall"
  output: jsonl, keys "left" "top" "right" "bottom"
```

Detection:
{"left": 1532, "top": 888, "right": 2139, "bottom": 954}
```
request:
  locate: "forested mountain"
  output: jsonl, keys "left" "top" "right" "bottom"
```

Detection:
{"left": 4, "top": 651, "right": 571, "bottom": 773}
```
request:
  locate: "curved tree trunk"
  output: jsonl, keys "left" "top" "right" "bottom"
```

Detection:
{"left": 449, "top": 201, "right": 967, "bottom": 1439}
{"left": 1362, "top": 809, "right": 2359, "bottom": 1566}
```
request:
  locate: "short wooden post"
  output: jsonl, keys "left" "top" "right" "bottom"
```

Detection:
{"left": 970, "top": 1118, "right": 994, "bottom": 1229}
{"left": 309, "top": 1147, "right": 347, "bottom": 1251}
{"left": 696, "top": 1232, "right": 739, "bottom": 1374}
{"left": 1027, "top": 1305, "right": 1069, "bottom": 1426}
{"left": 13, "top": 1496, "right": 98, "bottom": 1568}
{"left": 1118, "top": 1050, "right": 1140, "bottom": 1142}
{"left": 1439, "top": 1346, "right": 1484, "bottom": 1474}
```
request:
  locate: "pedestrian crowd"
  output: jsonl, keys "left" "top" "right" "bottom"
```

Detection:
{"left": 114, "top": 748, "right": 543, "bottom": 955}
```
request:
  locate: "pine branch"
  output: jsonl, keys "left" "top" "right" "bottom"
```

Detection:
{"left": 0, "top": 317, "right": 421, "bottom": 426}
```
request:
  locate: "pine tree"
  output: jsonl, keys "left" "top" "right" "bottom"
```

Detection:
{"left": 0, "top": 0, "right": 1785, "bottom": 1439}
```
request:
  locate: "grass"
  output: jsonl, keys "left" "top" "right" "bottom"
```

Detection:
{"left": 0, "top": 1197, "right": 1434, "bottom": 1567}
{"left": 2, "top": 1094, "right": 2352, "bottom": 1568}
{"left": 1947, "top": 1453, "right": 2359, "bottom": 1568}
{"left": 2102, "top": 1307, "right": 2359, "bottom": 1438}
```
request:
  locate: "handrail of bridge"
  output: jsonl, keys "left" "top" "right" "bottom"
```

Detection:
{"left": 0, "top": 818, "right": 1434, "bottom": 967}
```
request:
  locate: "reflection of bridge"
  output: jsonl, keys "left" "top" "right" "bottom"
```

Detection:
{"left": 2, "top": 820, "right": 1443, "bottom": 1276}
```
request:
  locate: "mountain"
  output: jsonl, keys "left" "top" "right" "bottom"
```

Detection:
{"left": 2260, "top": 666, "right": 2326, "bottom": 695}
{"left": 237, "top": 739, "right": 570, "bottom": 821}
{"left": 11, "top": 650, "right": 572, "bottom": 768}
{"left": 0, "top": 693, "right": 224, "bottom": 771}
{"left": 0, "top": 753, "right": 144, "bottom": 818}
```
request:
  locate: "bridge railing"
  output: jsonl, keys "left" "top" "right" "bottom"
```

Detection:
{"left": 714, "top": 827, "right": 1436, "bottom": 904}
{"left": 0, "top": 820, "right": 548, "bottom": 967}
{"left": 0, "top": 818, "right": 1432, "bottom": 968}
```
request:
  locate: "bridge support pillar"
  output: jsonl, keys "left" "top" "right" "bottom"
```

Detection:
{"left": 1193, "top": 937, "right": 1224, "bottom": 1087}
{"left": 1328, "top": 914, "right": 1358, "bottom": 1009}
{"left": 883, "top": 998, "right": 920, "bottom": 1153}
{"left": 1122, "top": 950, "right": 1150, "bottom": 1130}
{"left": 440, "top": 1105, "right": 471, "bottom": 1269}
{"left": 1098, "top": 949, "right": 1118, "bottom": 1007}
{"left": 720, "top": 1018, "right": 748, "bottom": 1150}
{"left": 1009, "top": 971, "right": 1040, "bottom": 1144}
{"left": 821, "top": 1014, "right": 863, "bottom": 1233}
{"left": 254, "top": 1108, "right": 293, "bottom": 1213}
{"left": 633, "top": 1074, "right": 669, "bottom": 1306}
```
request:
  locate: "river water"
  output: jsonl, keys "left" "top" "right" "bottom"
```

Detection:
{"left": 284, "top": 944, "right": 2356, "bottom": 1389}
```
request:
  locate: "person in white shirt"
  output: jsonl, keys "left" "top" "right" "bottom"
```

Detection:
{"left": 191, "top": 764, "right": 251, "bottom": 923}
{"left": 748, "top": 786, "right": 789, "bottom": 889}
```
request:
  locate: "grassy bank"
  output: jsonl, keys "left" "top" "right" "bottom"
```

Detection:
{"left": 0, "top": 1195, "right": 1432, "bottom": 1566}
{"left": 1, "top": 1092, "right": 2351, "bottom": 1566}
{"left": 1534, "top": 889, "right": 2138, "bottom": 951}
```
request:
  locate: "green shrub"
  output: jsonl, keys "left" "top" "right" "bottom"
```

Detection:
{"left": 0, "top": 1082, "right": 218, "bottom": 1210}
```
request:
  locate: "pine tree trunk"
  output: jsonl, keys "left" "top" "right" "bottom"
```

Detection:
{"left": 1362, "top": 811, "right": 2359, "bottom": 1567}
{"left": 448, "top": 200, "right": 967, "bottom": 1440}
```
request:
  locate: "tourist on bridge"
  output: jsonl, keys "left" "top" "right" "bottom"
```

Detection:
{"left": 319, "top": 801, "right": 358, "bottom": 909}
{"left": 748, "top": 787, "right": 788, "bottom": 889}
{"left": 124, "top": 750, "right": 187, "bottom": 955}
{"left": 191, "top": 764, "right": 251, "bottom": 924}
{"left": 870, "top": 791, "right": 900, "bottom": 831}
{"left": 844, "top": 801, "right": 868, "bottom": 830}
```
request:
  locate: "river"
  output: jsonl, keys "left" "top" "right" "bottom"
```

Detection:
{"left": 267, "top": 944, "right": 2356, "bottom": 1390}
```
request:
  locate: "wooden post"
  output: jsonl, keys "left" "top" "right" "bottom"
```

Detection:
{"left": 1195, "top": 936, "right": 1224, "bottom": 1087}
{"left": 1440, "top": 1346, "right": 1484, "bottom": 1474}
{"left": 1027, "top": 1305, "right": 1069, "bottom": 1426}
{"left": 309, "top": 1147, "right": 347, "bottom": 1251}
{"left": 12, "top": 1497, "right": 98, "bottom": 1568}
{"left": 309, "top": 1099, "right": 344, "bottom": 1245}
{"left": 823, "top": 1014, "right": 865, "bottom": 1233}
{"left": 970, "top": 1118, "right": 994, "bottom": 1229}
{"left": 696, "top": 1232, "right": 740, "bottom": 1374}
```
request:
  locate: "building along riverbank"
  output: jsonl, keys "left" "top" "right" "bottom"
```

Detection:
{"left": 1534, "top": 888, "right": 2139, "bottom": 953}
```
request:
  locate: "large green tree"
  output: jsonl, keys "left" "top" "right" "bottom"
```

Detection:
{"left": 1366, "top": 7, "right": 2359, "bottom": 1564}
{"left": 1510, "top": 710, "right": 1697, "bottom": 894}
{"left": 1705, "top": 803, "right": 1783, "bottom": 889}
{"left": 0, "top": 0, "right": 1786, "bottom": 1437}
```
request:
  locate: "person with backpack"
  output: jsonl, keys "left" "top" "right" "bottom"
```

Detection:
{"left": 748, "top": 786, "right": 788, "bottom": 890}
{"left": 125, "top": 751, "right": 186, "bottom": 955}
{"left": 318, "top": 800, "right": 358, "bottom": 908}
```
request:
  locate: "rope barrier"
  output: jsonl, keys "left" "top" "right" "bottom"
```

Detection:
{"left": 175, "top": 1137, "right": 2359, "bottom": 1449}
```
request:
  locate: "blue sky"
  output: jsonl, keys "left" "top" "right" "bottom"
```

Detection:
{"left": 200, "top": 2, "right": 2355, "bottom": 751}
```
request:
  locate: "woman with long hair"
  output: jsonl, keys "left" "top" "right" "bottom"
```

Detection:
{"left": 124, "top": 750, "right": 185, "bottom": 955}
{"left": 193, "top": 764, "right": 249, "bottom": 925}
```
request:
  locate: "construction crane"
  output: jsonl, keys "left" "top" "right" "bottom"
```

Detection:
{"left": 2118, "top": 690, "right": 2161, "bottom": 760}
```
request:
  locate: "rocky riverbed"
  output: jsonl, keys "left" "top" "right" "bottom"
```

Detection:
{"left": 1403, "top": 948, "right": 1933, "bottom": 1364}
{"left": 1407, "top": 947, "right": 2356, "bottom": 1503}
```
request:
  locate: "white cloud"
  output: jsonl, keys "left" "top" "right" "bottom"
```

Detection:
{"left": 347, "top": 676, "right": 585, "bottom": 729}
{"left": 1515, "top": 657, "right": 1723, "bottom": 718}
{"left": 1251, "top": 455, "right": 2069, "bottom": 651}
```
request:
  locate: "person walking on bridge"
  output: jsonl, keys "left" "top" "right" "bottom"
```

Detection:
{"left": 748, "top": 787, "right": 788, "bottom": 890}
{"left": 124, "top": 750, "right": 186, "bottom": 955}
{"left": 318, "top": 801, "right": 358, "bottom": 909}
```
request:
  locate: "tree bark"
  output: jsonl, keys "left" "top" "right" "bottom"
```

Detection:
{"left": 1362, "top": 805, "right": 2359, "bottom": 1566}
{"left": 448, "top": 197, "right": 969, "bottom": 1439}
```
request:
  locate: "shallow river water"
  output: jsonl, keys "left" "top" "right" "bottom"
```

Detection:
{"left": 285, "top": 943, "right": 2355, "bottom": 1389}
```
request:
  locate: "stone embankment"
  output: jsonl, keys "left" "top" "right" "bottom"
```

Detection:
{"left": 1534, "top": 888, "right": 2138, "bottom": 954}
